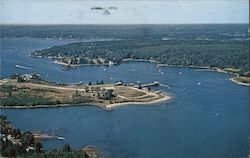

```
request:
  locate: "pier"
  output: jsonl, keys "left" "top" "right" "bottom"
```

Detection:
{"left": 33, "top": 133, "right": 65, "bottom": 140}
{"left": 32, "top": 128, "right": 65, "bottom": 141}
{"left": 141, "top": 81, "right": 160, "bottom": 87}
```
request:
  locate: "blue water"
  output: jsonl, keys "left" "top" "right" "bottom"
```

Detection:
{"left": 1, "top": 38, "right": 249, "bottom": 158}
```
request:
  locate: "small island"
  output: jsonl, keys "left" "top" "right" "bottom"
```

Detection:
{"left": 0, "top": 74, "right": 170, "bottom": 109}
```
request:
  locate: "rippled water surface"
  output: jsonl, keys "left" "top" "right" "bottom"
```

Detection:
{"left": 1, "top": 38, "right": 249, "bottom": 158}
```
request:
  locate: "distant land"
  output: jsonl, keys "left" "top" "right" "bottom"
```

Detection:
{"left": 1, "top": 24, "right": 249, "bottom": 157}
{"left": 1, "top": 24, "right": 249, "bottom": 40}
{"left": 2, "top": 24, "right": 249, "bottom": 85}
{"left": 31, "top": 38, "right": 249, "bottom": 72}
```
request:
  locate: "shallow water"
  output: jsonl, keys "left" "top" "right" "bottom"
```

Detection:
{"left": 1, "top": 38, "right": 249, "bottom": 158}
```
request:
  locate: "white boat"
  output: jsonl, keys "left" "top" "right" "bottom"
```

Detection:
{"left": 105, "top": 107, "right": 112, "bottom": 111}
{"left": 15, "top": 64, "right": 32, "bottom": 70}
{"left": 57, "top": 137, "right": 66, "bottom": 140}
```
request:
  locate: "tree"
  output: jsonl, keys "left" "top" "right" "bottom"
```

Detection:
{"left": 20, "top": 132, "right": 34, "bottom": 148}
{"left": 147, "top": 87, "right": 151, "bottom": 91}
{"left": 17, "top": 76, "right": 24, "bottom": 82}
{"left": 102, "top": 89, "right": 114, "bottom": 100}
{"left": 0, "top": 115, "right": 7, "bottom": 121}
{"left": 1, "top": 144, "right": 23, "bottom": 157}
{"left": 34, "top": 142, "right": 43, "bottom": 153}
{"left": 138, "top": 84, "right": 142, "bottom": 89}
{"left": 62, "top": 144, "right": 71, "bottom": 152}
{"left": 11, "top": 128, "right": 21, "bottom": 139}
{"left": 73, "top": 90, "right": 81, "bottom": 98}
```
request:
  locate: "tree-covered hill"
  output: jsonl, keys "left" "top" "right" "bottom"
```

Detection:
{"left": 32, "top": 39, "right": 249, "bottom": 73}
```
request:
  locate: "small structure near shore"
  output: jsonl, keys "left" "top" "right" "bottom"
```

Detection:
{"left": 141, "top": 81, "right": 160, "bottom": 87}
{"left": 32, "top": 128, "right": 65, "bottom": 141}
{"left": 114, "top": 81, "right": 123, "bottom": 86}
{"left": 17, "top": 73, "right": 40, "bottom": 82}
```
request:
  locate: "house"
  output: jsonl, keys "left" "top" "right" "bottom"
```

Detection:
{"left": 108, "top": 61, "right": 114, "bottom": 66}
{"left": 22, "top": 74, "right": 33, "bottom": 81}
{"left": 17, "top": 73, "right": 40, "bottom": 82}
{"left": 98, "top": 58, "right": 106, "bottom": 63}
{"left": 96, "top": 89, "right": 115, "bottom": 100}
{"left": 115, "top": 81, "right": 123, "bottom": 86}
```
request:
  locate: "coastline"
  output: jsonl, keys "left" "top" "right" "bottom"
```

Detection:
{"left": 53, "top": 60, "right": 113, "bottom": 67}
{"left": 229, "top": 77, "right": 250, "bottom": 86}
{"left": 0, "top": 94, "right": 171, "bottom": 110}
{"left": 105, "top": 94, "right": 171, "bottom": 109}
{"left": 0, "top": 77, "right": 172, "bottom": 110}
{"left": 36, "top": 56, "right": 249, "bottom": 86}
{"left": 122, "top": 58, "right": 158, "bottom": 63}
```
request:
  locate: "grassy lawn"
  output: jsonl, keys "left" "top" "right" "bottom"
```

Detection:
{"left": 0, "top": 78, "right": 164, "bottom": 107}
{"left": 224, "top": 68, "right": 241, "bottom": 73}
{"left": 113, "top": 86, "right": 146, "bottom": 97}
{"left": 233, "top": 76, "right": 250, "bottom": 84}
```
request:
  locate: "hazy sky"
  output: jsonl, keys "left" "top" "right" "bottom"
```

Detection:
{"left": 0, "top": 0, "right": 248, "bottom": 24}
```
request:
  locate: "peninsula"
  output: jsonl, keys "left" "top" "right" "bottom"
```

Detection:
{"left": 30, "top": 38, "right": 250, "bottom": 85}
{"left": 0, "top": 74, "right": 170, "bottom": 109}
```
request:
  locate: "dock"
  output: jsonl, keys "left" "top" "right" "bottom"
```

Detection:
{"left": 141, "top": 81, "right": 160, "bottom": 87}
{"left": 105, "top": 106, "right": 112, "bottom": 111}
{"left": 33, "top": 133, "right": 65, "bottom": 140}
{"left": 32, "top": 128, "right": 65, "bottom": 141}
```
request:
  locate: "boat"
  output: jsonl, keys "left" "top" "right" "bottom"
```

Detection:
{"left": 15, "top": 64, "right": 32, "bottom": 70}
{"left": 57, "top": 137, "right": 66, "bottom": 140}
{"left": 105, "top": 107, "right": 112, "bottom": 111}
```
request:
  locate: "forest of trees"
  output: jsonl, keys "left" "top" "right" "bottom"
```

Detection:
{"left": 32, "top": 39, "right": 249, "bottom": 73}
{"left": 1, "top": 24, "right": 248, "bottom": 40}
{"left": 0, "top": 115, "right": 98, "bottom": 158}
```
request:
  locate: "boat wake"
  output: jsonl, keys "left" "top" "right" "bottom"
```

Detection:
{"left": 15, "top": 64, "right": 33, "bottom": 70}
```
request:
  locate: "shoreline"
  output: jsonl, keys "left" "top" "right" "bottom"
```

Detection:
{"left": 0, "top": 103, "right": 91, "bottom": 109}
{"left": 105, "top": 94, "right": 171, "bottom": 109}
{"left": 0, "top": 94, "right": 171, "bottom": 110}
{"left": 122, "top": 58, "right": 158, "bottom": 63}
{"left": 53, "top": 60, "right": 115, "bottom": 67}
{"left": 0, "top": 78, "right": 172, "bottom": 110}
{"left": 229, "top": 77, "right": 250, "bottom": 86}
{"left": 35, "top": 56, "right": 249, "bottom": 86}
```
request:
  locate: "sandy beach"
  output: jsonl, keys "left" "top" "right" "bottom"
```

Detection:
{"left": 229, "top": 78, "right": 250, "bottom": 86}
{"left": 0, "top": 94, "right": 171, "bottom": 110}
{"left": 105, "top": 94, "right": 171, "bottom": 109}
